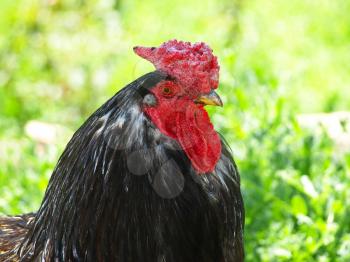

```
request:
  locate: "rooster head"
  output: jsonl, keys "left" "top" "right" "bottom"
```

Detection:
{"left": 134, "top": 40, "right": 222, "bottom": 174}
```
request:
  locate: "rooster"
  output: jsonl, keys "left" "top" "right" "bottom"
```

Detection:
{"left": 0, "top": 40, "right": 244, "bottom": 262}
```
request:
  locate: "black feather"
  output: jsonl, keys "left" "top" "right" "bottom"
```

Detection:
{"left": 1, "top": 71, "right": 244, "bottom": 261}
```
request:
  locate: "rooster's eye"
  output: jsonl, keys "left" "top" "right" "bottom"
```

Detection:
{"left": 162, "top": 87, "right": 173, "bottom": 96}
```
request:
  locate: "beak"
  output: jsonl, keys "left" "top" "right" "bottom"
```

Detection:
{"left": 195, "top": 90, "right": 223, "bottom": 107}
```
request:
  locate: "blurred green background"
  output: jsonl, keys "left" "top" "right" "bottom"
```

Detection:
{"left": 1, "top": 0, "right": 349, "bottom": 261}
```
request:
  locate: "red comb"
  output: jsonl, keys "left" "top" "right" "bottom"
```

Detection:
{"left": 134, "top": 40, "right": 219, "bottom": 96}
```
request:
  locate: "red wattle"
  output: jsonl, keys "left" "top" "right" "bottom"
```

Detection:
{"left": 144, "top": 100, "right": 221, "bottom": 174}
{"left": 175, "top": 103, "right": 221, "bottom": 174}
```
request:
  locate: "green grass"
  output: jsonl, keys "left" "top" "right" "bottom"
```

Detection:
{"left": 0, "top": 0, "right": 349, "bottom": 261}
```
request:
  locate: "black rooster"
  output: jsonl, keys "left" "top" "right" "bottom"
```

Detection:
{"left": 0, "top": 40, "right": 244, "bottom": 262}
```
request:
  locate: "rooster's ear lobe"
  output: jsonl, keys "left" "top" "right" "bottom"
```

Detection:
{"left": 143, "top": 93, "right": 157, "bottom": 107}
